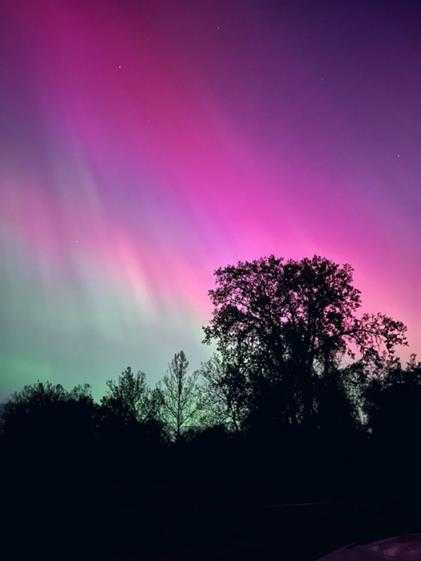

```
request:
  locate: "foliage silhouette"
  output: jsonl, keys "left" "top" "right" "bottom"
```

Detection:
{"left": 203, "top": 255, "right": 407, "bottom": 431}
{"left": 101, "top": 366, "right": 159, "bottom": 423}
{"left": 364, "top": 354, "right": 421, "bottom": 443}
{"left": 2, "top": 380, "right": 96, "bottom": 450}
{"left": 199, "top": 353, "right": 249, "bottom": 430}
{"left": 158, "top": 350, "right": 204, "bottom": 439}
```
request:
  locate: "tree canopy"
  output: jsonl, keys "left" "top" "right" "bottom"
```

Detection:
{"left": 203, "top": 255, "right": 407, "bottom": 427}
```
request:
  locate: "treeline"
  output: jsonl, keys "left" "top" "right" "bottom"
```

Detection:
{"left": 2, "top": 255, "right": 421, "bottom": 561}
{"left": 3, "top": 348, "right": 421, "bottom": 450}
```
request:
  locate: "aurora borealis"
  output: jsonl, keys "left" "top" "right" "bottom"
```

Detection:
{"left": 1, "top": 1, "right": 420, "bottom": 398}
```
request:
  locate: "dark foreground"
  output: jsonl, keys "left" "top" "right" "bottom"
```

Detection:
{"left": 4, "top": 482, "right": 420, "bottom": 561}
{"left": 3, "top": 429, "right": 421, "bottom": 561}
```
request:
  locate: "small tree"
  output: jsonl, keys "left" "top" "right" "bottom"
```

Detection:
{"left": 159, "top": 351, "right": 203, "bottom": 440}
{"left": 101, "top": 367, "right": 157, "bottom": 424}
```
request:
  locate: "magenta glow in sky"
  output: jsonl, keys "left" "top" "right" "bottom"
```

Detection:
{"left": 1, "top": 0, "right": 421, "bottom": 396}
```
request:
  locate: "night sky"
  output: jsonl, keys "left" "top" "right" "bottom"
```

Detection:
{"left": 1, "top": 0, "right": 420, "bottom": 398}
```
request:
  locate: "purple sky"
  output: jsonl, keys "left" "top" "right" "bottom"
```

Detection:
{"left": 1, "top": 0, "right": 420, "bottom": 396}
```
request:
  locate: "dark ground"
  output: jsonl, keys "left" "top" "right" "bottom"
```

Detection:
{"left": 102, "top": 497, "right": 419, "bottom": 561}
{"left": 3, "top": 461, "right": 420, "bottom": 561}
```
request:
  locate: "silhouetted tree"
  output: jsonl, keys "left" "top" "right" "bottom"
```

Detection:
{"left": 314, "top": 368, "right": 360, "bottom": 436}
{"left": 1, "top": 380, "right": 96, "bottom": 448}
{"left": 364, "top": 354, "right": 421, "bottom": 442}
{"left": 158, "top": 351, "right": 204, "bottom": 439}
{"left": 204, "top": 255, "right": 407, "bottom": 428}
{"left": 199, "top": 354, "right": 252, "bottom": 430}
{"left": 1, "top": 379, "right": 99, "bottom": 556}
{"left": 101, "top": 366, "right": 158, "bottom": 424}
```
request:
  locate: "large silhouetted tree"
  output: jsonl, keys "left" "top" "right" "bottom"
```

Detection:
{"left": 203, "top": 255, "right": 407, "bottom": 428}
